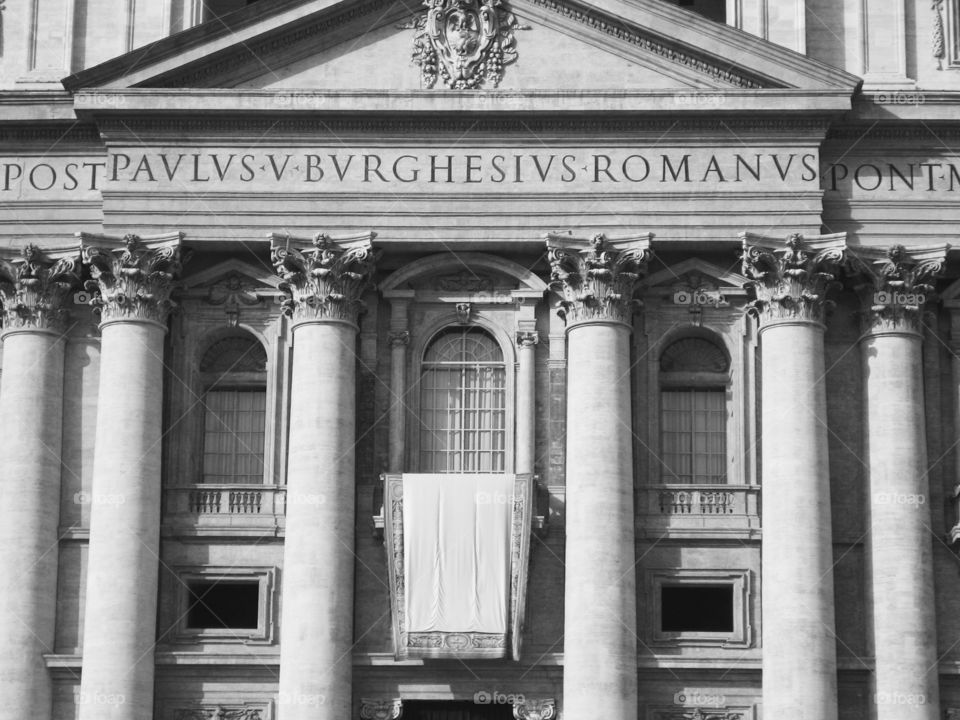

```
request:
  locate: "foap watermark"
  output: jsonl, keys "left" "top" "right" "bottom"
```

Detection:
{"left": 474, "top": 690, "right": 524, "bottom": 705}
{"left": 873, "top": 290, "right": 926, "bottom": 307}
{"left": 78, "top": 691, "right": 126, "bottom": 707}
{"left": 874, "top": 692, "right": 927, "bottom": 707}
{"left": 278, "top": 691, "right": 326, "bottom": 708}
{"left": 74, "top": 491, "right": 126, "bottom": 507}
{"left": 73, "top": 290, "right": 99, "bottom": 305}
{"left": 874, "top": 492, "right": 925, "bottom": 507}
{"left": 674, "top": 689, "right": 726, "bottom": 708}
{"left": 872, "top": 92, "right": 926, "bottom": 106}
{"left": 285, "top": 492, "right": 326, "bottom": 507}
{"left": 84, "top": 91, "right": 128, "bottom": 108}
{"left": 672, "top": 289, "right": 728, "bottom": 307}
{"left": 476, "top": 490, "right": 512, "bottom": 505}
{"left": 673, "top": 92, "right": 725, "bottom": 107}
{"left": 469, "top": 290, "right": 514, "bottom": 305}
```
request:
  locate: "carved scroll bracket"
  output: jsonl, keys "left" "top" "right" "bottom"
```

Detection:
{"left": 360, "top": 698, "right": 403, "bottom": 719}
{"left": 513, "top": 698, "right": 556, "bottom": 719}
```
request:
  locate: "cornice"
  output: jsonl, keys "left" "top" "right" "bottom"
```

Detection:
{"left": 86, "top": 112, "right": 835, "bottom": 141}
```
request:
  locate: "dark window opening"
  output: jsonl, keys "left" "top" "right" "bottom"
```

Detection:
{"left": 186, "top": 580, "right": 259, "bottom": 629}
{"left": 402, "top": 701, "right": 516, "bottom": 720}
{"left": 662, "top": 0, "right": 726, "bottom": 23}
{"left": 661, "top": 584, "right": 734, "bottom": 632}
{"left": 204, "top": 0, "right": 266, "bottom": 21}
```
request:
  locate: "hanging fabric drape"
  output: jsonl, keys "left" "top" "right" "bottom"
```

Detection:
{"left": 383, "top": 473, "right": 532, "bottom": 659}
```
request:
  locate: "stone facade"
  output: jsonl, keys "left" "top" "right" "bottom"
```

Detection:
{"left": 2, "top": 1, "right": 960, "bottom": 719}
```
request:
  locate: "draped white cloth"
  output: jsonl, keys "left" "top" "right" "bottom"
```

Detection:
{"left": 402, "top": 473, "right": 515, "bottom": 635}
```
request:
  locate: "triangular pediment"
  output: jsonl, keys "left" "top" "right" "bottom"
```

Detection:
{"left": 182, "top": 258, "right": 284, "bottom": 299}
{"left": 63, "top": 0, "right": 860, "bottom": 94}
{"left": 642, "top": 258, "right": 749, "bottom": 299}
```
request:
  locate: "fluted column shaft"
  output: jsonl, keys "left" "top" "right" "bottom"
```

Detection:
{"left": 0, "top": 245, "right": 78, "bottom": 720}
{"left": 272, "top": 232, "right": 377, "bottom": 720}
{"left": 851, "top": 244, "right": 945, "bottom": 720}
{"left": 77, "top": 233, "right": 182, "bottom": 720}
{"left": 547, "top": 232, "right": 650, "bottom": 720}
{"left": 742, "top": 232, "right": 845, "bottom": 720}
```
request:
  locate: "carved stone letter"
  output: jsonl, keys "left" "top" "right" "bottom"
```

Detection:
{"left": 545, "top": 232, "right": 653, "bottom": 327}
{"left": 271, "top": 232, "right": 378, "bottom": 327}
{"left": 0, "top": 243, "right": 80, "bottom": 334}
{"left": 740, "top": 232, "right": 847, "bottom": 326}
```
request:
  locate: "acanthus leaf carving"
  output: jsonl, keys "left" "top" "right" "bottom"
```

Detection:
{"left": 0, "top": 243, "right": 80, "bottom": 334}
{"left": 513, "top": 698, "right": 556, "bottom": 720}
{"left": 740, "top": 232, "right": 846, "bottom": 326}
{"left": 546, "top": 232, "right": 653, "bottom": 327}
{"left": 81, "top": 233, "right": 184, "bottom": 326}
{"left": 407, "top": 0, "right": 529, "bottom": 89}
{"left": 934, "top": 0, "right": 946, "bottom": 69}
{"left": 271, "top": 232, "right": 378, "bottom": 327}
{"left": 174, "top": 706, "right": 264, "bottom": 720}
{"left": 359, "top": 698, "right": 403, "bottom": 720}
{"left": 848, "top": 243, "right": 947, "bottom": 335}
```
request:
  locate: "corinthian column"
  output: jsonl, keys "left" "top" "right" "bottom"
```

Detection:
{"left": 272, "top": 232, "right": 378, "bottom": 720}
{"left": 77, "top": 232, "right": 182, "bottom": 720}
{"left": 849, "top": 244, "right": 946, "bottom": 720}
{"left": 546, "top": 231, "right": 651, "bottom": 720}
{"left": 0, "top": 244, "right": 79, "bottom": 720}
{"left": 741, "top": 231, "right": 846, "bottom": 720}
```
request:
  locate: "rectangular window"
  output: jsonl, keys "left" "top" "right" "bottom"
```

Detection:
{"left": 202, "top": 388, "right": 266, "bottom": 484}
{"left": 172, "top": 567, "right": 275, "bottom": 644}
{"left": 420, "top": 365, "right": 507, "bottom": 473}
{"left": 660, "top": 584, "right": 734, "bottom": 632}
{"left": 660, "top": 388, "right": 726, "bottom": 484}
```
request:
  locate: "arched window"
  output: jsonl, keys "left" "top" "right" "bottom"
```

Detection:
{"left": 659, "top": 336, "right": 730, "bottom": 484}
{"left": 199, "top": 333, "right": 268, "bottom": 484}
{"left": 419, "top": 327, "right": 507, "bottom": 473}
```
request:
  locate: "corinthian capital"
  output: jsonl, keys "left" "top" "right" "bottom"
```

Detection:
{"left": 359, "top": 698, "right": 402, "bottom": 719}
{"left": 80, "top": 232, "right": 184, "bottom": 327}
{"left": 545, "top": 232, "right": 652, "bottom": 327}
{"left": 271, "top": 232, "right": 378, "bottom": 327}
{"left": 0, "top": 243, "right": 80, "bottom": 334}
{"left": 513, "top": 698, "right": 556, "bottom": 720}
{"left": 741, "top": 232, "right": 847, "bottom": 326}
{"left": 848, "top": 243, "right": 947, "bottom": 335}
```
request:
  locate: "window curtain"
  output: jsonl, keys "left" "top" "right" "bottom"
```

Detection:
{"left": 661, "top": 389, "right": 726, "bottom": 483}
{"left": 202, "top": 388, "right": 266, "bottom": 484}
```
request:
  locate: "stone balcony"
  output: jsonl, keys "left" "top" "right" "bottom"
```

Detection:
{"left": 162, "top": 484, "right": 286, "bottom": 538}
{"left": 637, "top": 484, "right": 761, "bottom": 540}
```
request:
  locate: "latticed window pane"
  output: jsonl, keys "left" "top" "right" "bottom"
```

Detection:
{"left": 203, "top": 388, "right": 266, "bottom": 484}
{"left": 420, "top": 327, "right": 507, "bottom": 473}
{"left": 661, "top": 388, "right": 726, "bottom": 484}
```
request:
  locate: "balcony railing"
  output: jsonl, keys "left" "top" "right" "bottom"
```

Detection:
{"left": 639, "top": 484, "right": 760, "bottom": 538}
{"left": 163, "top": 485, "right": 285, "bottom": 536}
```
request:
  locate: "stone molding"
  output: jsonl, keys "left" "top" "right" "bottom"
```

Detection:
{"left": 270, "top": 231, "right": 378, "bottom": 327}
{"left": 740, "top": 231, "right": 847, "bottom": 327}
{"left": 173, "top": 706, "right": 266, "bottom": 720}
{"left": 848, "top": 243, "right": 948, "bottom": 336}
{"left": 79, "top": 232, "right": 184, "bottom": 327}
{"left": 513, "top": 697, "right": 556, "bottom": 719}
{"left": 359, "top": 698, "right": 403, "bottom": 719}
{"left": 546, "top": 232, "right": 653, "bottom": 328}
{"left": 0, "top": 243, "right": 80, "bottom": 335}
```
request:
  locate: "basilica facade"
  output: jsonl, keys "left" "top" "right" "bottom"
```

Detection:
{"left": 1, "top": 0, "right": 960, "bottom": 719}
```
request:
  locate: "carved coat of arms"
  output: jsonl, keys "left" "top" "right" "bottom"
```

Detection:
{"left": 409, "top": 0, "right": 527, "bottom": 88}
